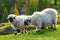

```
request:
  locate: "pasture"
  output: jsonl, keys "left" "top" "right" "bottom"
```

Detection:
{"left": 0, "top": 23, "right": 60, "bottom": 40}
{"left": 0, "top": 10, "right": 60, "bottom": 40}
{"left": 0, "top": 0, "right": 60, "bottom": 40}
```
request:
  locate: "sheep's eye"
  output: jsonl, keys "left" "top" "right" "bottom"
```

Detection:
{"left": 13, "top": 17, "right": 15, "bottom": 19}
{"left": 27, "top": 20, "right": 31, "bottom": 22}
{"left": 29, "top": 20, "right": 31, "bottom": 22}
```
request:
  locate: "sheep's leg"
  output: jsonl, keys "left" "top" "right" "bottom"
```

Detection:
{"left": 53, "top": 24, "right": 56, "bottom": 30}
{"left": 17, "top": 29, "right": 20, "bottom": 32}
{"left": 48, "top": 24, "right": 52, "bottom": 29}
{"left": 36, "top": 24, "right": 42, "bottom": 32}
{"left": 36, "top": 21, "right": 42, "bottom": 32}
{"left": 23, "top": 28, "right": 26, "bottom": 33}
{"left": 36, "top": 26, "right": 40, "bottom": 32}
{"left": 46, "top": 21, "right": 52, "bottom": 29}
{"left": 14, "top": 30, "right": 17, "bottom": 35}
{"left": 35, "top": 18, "right": 42, "bottom": 32}
{"left": 50, "top": 23, "right": 53, "bottom": 29}
{"left": 12, "top": 26, "right": 17, "bottom": 35}
{"left": 53, "top": 17, "right": 57, "bottom": 30}
{"left": 48, "top": 23, "right": 53, "bottom": 29}
{"left": 25, "top": 27, "right": 27, "bottom": 33}
{"left": 22, "top": 29, "right": 24, "bottom": 34}
{"left": 41, "top": 26, "right": 44, "bottom": 29}
{"left": 53, "top": 21, "right": 57, "bottom": 30}
{"left": 41, "top": 23, "right": 45, "bottom": 29}
{"left": 20, "top": 28, "right": 23, "bottom": 34}
{"left": 20, "top": 28, "right": 26, "bottom": 34}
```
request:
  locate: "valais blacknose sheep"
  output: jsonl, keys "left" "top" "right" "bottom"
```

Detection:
{"left": 26, "top": 8, "right": 57, "bottom": 32}
{"left": 7, "top": 14, "right": 31, "bottom": 35}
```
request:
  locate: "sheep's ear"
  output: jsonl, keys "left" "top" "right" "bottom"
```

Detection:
{"left": 14, "top": 16, "right": 16, "bottom": 19}
{"left": 14, "top": 17, "right": 15, "bottom": 19}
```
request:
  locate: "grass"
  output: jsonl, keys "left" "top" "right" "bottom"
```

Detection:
{"left": 0, "top": 22, "right": 60, "bottom": 40}
{"left": 0, "top": 22, "right": 11, "bottom": 29}
{"left": 50, "top": 0, "right": 60, "bottom": 4}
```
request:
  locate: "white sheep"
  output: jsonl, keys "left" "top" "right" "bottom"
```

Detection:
{"left": 26, "top": 8, "right": 57, "bottom": 32}
{"left": 41, "top": 8, "right": 57, "bottom": 29}
{"left": 7, "top": 14, "right": 31, "bottom": 35}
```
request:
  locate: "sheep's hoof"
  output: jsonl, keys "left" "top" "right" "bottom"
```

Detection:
{"left": 17, "top": 29, "right": 20, "bottom": 32}
{"left": 51, "top": 27, "right": 53, "bottom": 29}
{"left": 25, "top": 31, "right": 26, "bottom": 33}
{"left": 36, "top": 30, "right": 40, "bottom": 32}
{"left": 41, "top": 27, "right": 44, "bottom": 29}
{"left": 15, "top": 33, "right": 17, "bottom": 35}
{"left": 54, "top": 28, "right": 56, "bottom": 30}
{"left": 21, "top": 32, "right": 23, "bottom": 34}
{"left": 48, "top": 27, "right": 52, "bottom": 29}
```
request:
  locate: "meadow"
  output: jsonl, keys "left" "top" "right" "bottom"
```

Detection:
{"left": 0, "top": 13, "right": 60, "bottom": 40}
{"left": 0, "top": 24, "right": 60, "bottom": 40}
{"left": 0, "top": 0, "right": 60, "bottom": 40}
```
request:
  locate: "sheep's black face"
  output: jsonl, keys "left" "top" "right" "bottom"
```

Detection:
{"left": 27, "top": 19, "right": 31, "bottom": 23}
{"left": 8, "top": 17, "right": 15, "bottom": 22}
{"left": 24, "top": 19, "right": 31, "bottom": 26}
{"left": 24, "top": 20, "right": 28, "bottom": 25}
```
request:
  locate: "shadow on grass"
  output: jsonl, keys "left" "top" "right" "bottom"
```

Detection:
{"left": 0, "top": 27, "right": 56, "bottom": 36}
{"left": 0, "top": 29, "right": 13, "bottom": 35}
{"left": 28, "top": 29, "right": 56, "bottom": 35}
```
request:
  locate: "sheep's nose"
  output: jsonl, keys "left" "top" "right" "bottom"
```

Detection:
{"left": 9, "top": 18, "right": 13, "bottom": 22}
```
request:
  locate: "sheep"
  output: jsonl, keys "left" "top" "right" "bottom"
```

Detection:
{"left": 41, "top": 8, "right": 57, "bottom": 30}
{"left": 7, "top": 14, "right": 31, "bottom": 35}
{"left": 26, "top": 8, "right": 57, "bottom": 32}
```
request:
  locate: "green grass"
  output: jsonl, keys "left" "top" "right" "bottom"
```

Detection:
{"left": 50, "top": 0, "right": 60, "bottom": 4}
{"left": 0, "top": 24, "right": 60, "bottom": 40}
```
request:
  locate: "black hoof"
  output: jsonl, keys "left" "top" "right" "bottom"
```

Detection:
{"left": 21, "top": 32, "right": 23, "bottom": 34}
{"left": 25, "top": 31, "right": 26, "bottom": 33}
{"left": 17, "top": 29, "right": 20, "bottom": 32}
{"left": 36, "top": 30, "right": 40, "bottom": 32}
{"left": 54, "top": 28, "right": 56, "bottom": 30}
{"left": 41, "top": 27, "right": 44, "bottom": 29}
{"left": 51, "top": 27, "right": 53, "bottom": 29}
{"left": 48, "top": 27, "right": 52, "bottom": 29}
{"left": 15, "top": 33, "right": 17, "bottom": 35}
